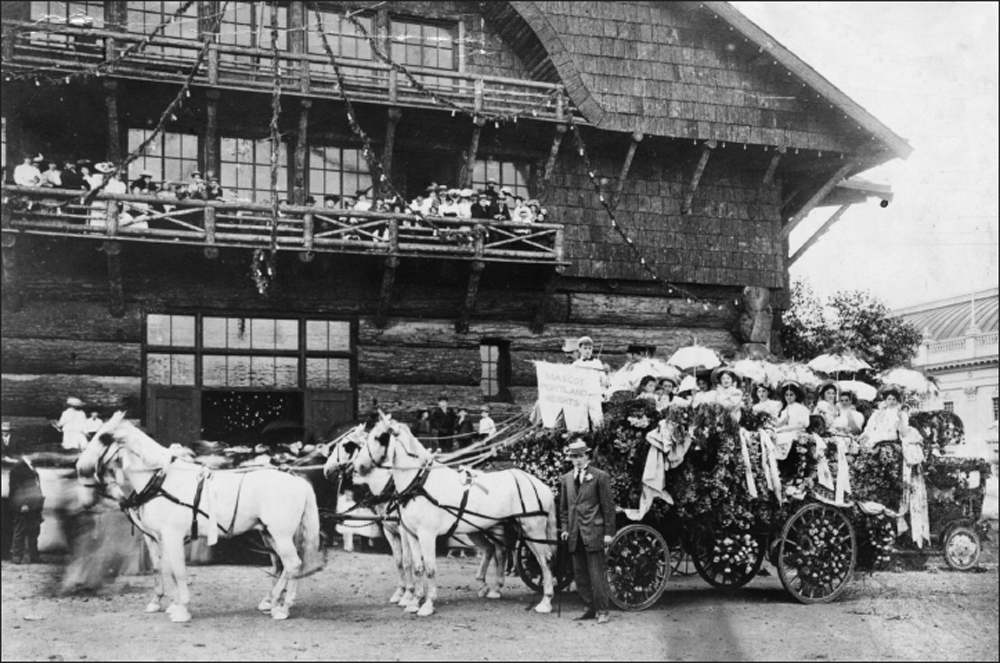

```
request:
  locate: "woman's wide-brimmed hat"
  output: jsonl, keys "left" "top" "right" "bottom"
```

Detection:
{"left": 564, "top": 439, "right": 591, "bottom": 457}
{"left": 66, "top": 397, "right": 84, "bottom": 408}
{"left": 711, "top": 366, "right": 742, "bottom": 386}
{"left": 658, "top": 376, "right": 679, "bottom": 388}
{"left": 94, "top": 162, "right": 115, "bottom": 174}
{"left": 817, "top": 379, "right": 840, "bottom": 398}
{"left": 780, "top": 381, "right": 805, "bottom": 402}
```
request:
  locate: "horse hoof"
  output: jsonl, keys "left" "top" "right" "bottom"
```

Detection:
{"left": 477, "top": 586, "right": 490, "bottom": 599}
{"left": 388, "top": 588, "right": 404, "bottom": 603}
{"left": 534, "top": 602, "right": 553, "bottom": 614}
{"left": 404, "top": 603, "right": 421, "bottom": 613}
{"left": 169, "top": 606, "right": 192, "bottom": 623}
{"left": 398, "top": 593, "right": 416, "bottom": 608}
{"left": 165, "top": 603, "right": 178, "bottom": 616}
{"left": 258, "top": 599, "right": 273, "bottom": 613}
{"left": 416, "top": 603, "right": 435, "bottom": 617}
{"left": 145, "top": 600, "right": 163, "bottom": 613}
{"left": 486, "top": 590, "right": 502, "bottom": 600}
{"left": 271, "top": 606, "right": 290, "bottom": 621}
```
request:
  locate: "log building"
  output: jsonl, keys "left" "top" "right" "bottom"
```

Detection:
{"left": 1, "top": 2, "right": 909, "bottom": 447}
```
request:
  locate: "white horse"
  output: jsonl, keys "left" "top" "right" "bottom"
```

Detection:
{"left": 76, "top": 412, "right": 324, "bottom": 623}
{"left": 353, "top": 414, "right": 556, "bottom": 617}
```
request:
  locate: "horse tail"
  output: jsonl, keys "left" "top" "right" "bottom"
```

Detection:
{"left": 295, "top": 485, "right": 326, "bottom": 578}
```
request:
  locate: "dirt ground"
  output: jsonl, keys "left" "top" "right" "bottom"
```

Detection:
{"left": 2, "top": 543, "right": 998, "bottom": 662}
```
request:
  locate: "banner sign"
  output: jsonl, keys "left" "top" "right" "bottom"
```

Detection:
{"left": 534, "top": 361, "right": 601, "bottom": 432}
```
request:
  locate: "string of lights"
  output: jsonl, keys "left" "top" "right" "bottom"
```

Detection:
{"left": 564, "top": 113, "right": 729, "bottom": 310}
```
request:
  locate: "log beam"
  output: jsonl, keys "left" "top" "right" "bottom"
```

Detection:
{"left": 204, "top": 89, "right": 220, "bottom": 179}
{"left": 611, "top": 131, "right": 643, "bottom": 211}
{"left": 537, "top": 123, "right": 567, "bottom": 200}
{"left": 780, "top": 162, "right": 854, "bottom": 240}
{"left": 381, "top": 108, "right": 402, "bottom": 197}
{"left": 1, "top": 234, "right": 23, "bottom": 312}
{"left": 103, "top": 79, "right": 121, "bottom": 163}
{"left": 455, "top": 260, "right": 485, "bottom": 334}
{"left": 460, "top": 117, "right": 486, "bottom": 188}
{"left": 530, "top": 265, "right": 566, "bottom": 334}
{"left": 761, "top": 146, "right": 786, "bottom": 187}
{"left": 374, "top": 256, "right": 400, "bottom": 329}
{"left": 682, "top": 140, "right": 716, "bottom": 215}
{"left": 293, "top": 99, "right": 311, "bottom": 205}
{"left": 788, "top": 204, "right": 852, "bottom": 266}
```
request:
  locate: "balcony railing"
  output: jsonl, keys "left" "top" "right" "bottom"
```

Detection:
{"left": 1, "top": 20, "right": 579, "bottom": 123}
{"left": 922, "top": 332, "right": 999, "bottom": 367}
{"left": 1, "top": 185, "right": 566, "bottom": 265}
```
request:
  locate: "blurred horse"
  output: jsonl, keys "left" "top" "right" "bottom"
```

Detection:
{"left": 354, "top": 413, "right": 557, "bottom": 617}
{"left": 77, "top": 412, "right": 324, "bottom": 622}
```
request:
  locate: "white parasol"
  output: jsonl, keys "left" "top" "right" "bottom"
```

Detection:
{"left": 733, "top": 359, "right": 784, "bottom": 387}
{"left": 808, "top": 352, "right": 872, "bottom": 375}
{"left": 880, "top": 367, "right": 940, "bottom": 397}
{"left": 837, "top": 380, "right": 878, "bottom": 402}
{"left": 777, "top": 363, "right": 821, "bottom": 388}
{"left": 608, "top": 358, "right": 682, "bottom": 392}
{"left": 667, "top": 345, "right": 721, "bottom": 372}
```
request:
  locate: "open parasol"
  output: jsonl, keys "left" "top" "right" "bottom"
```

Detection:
{"left": 667, "top": 345, "right": 721, "bottom": 372}
{"left": 837, "top": 379, "right": 878, "bottom": 402}
{"left": 608, "top": 358, "right": 682, "bottom": 392}
{"left": 880, "top": 367, "right": 940, "bottom": 397}
{"left": 777, "top": 363, "right": 821, "bottom": 388}
{"left": 808, "top": 352, "right": 872, "bottom": 375}
{"left": 732, "top": 359, "right": 784, "bottom": 387}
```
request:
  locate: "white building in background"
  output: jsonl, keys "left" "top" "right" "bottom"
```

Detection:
{"left": 894, "top": 288, "right": 999, "bottom": 462}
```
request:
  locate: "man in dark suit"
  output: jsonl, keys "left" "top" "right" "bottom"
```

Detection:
{"left": 559, "top": 437, "right": 616, "bottom": 624}
{"left": 428, "top": 395, "right": 456, "bottom": 451}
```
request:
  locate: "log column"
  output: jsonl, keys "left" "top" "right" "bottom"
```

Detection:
{"left": 293, "top": 99, "right": 311, "bottom": 205}
{"left": 381, "top": 108, "right": 402, "bottom": 198}
{"left": 103, "top": 80, "right": 121, "bottom": 163}
{"left": 460, "top": 117, "right": 485, "bottom": 189}
{"left": 204, "top": 88, "right": 221, "bottom": 180}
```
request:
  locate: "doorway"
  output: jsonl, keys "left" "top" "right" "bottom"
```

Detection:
{"left": 201, "top": 391, "right": 304, "bottom": 447}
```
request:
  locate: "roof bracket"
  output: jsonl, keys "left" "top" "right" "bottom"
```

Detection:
{"left": 780, "top": 162, "right": 855, "bottom": 240}
{"left": 682, "top": 140, "right": 716, "bottom": 215}
{"left": 611, "top": 131, "right": 643, "bottom": 211}
{"left": 788, "top": 204, "right": 852, "bottom": 266}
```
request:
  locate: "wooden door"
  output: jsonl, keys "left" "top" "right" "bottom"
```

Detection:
{"left": 147, "top": 387, "right": 201, "bottom": 447}
{"left": 304, "top": 391, "right": 353, "bottom": 443}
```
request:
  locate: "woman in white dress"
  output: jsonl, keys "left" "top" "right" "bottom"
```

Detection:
{"left": 814, "top": 380, "right": 839, "bottom": 431}
{"left": 772, "top": 381, "right": 810, "bottom": 459}
{"left": 752, "top": 384, "right": 783, "bottom": 421}
{"left": 832, "top": 390, "right": 865, "bottom": 437}
{"left": 712, "top": 367, "right": 744, "bottom": 419}
{"left": 53, "top": 397, "right": 89, "bottom": 451}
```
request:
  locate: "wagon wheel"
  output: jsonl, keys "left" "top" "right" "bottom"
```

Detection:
{"left": 664, "top": 530, "right": 697, "bottom": 577}
{"left": 690, "top": 524, "right": 764, "bottom": 589}
{"left": 514, "top": 538, "right": 573, "bottom": 594}
{"left": 777, "top": 502, "right": 856, "bottom": 604}
{"left": 943, "top": 525, "right": 981, "bottom": 571}
{"left": 607, "top": 524, "right": 671, "bottom": 611}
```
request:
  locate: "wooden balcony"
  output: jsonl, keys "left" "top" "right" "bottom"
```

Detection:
{"left": 0, "top": 186, "right": 567, "bottom": 266}
{"left": 1, "top": 20, "right": 580, "bottom": 123}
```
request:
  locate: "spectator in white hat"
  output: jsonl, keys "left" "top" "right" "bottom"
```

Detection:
{"left": 53, "top": 397, "right": 89, "bottom": 451}
{"left": 13, "top": 155, "right": 43, "bottom": 188}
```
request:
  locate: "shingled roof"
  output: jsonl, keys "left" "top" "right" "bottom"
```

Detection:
{"left": 492, "top": 1, "right": 910, "bottom": 164}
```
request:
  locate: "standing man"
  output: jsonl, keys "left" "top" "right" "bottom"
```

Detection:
{"left": 559, "top": 437, "right": 615, "bottom": 624}
{"left": 428, "top": 395, "right": 456, "bottom": 451}
{"left": 9, "top": 455, "right": 44, "bottom": 564}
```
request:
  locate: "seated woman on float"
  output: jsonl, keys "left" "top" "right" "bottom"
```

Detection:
{"left": 832, "top": 390, "right": 865, "bottom": 437}
{"left": 772, "top": 381, "right": 810, "bottom": 458}
{"left": 655, "top": 377, "right": 679, "bottom": 411}
{"left": 671, "top": 376, "right": 697, "bottom": 407}
{"left": 814, "top": 380, "right": 840, "bottom": 431}
{"left": 691, "top": 373, "right": 717, "bottom": 407}
{"left": 858, "top": 386, "right": 922, "bottom": 455}
{"left": 712, "top": 366, "right": 743, "bottom": 417}
{"left": 636, "top": 375, "right": 658, "bottom": 402}
{"left": 752, "top": 383, "right": 783, "bottom": 421}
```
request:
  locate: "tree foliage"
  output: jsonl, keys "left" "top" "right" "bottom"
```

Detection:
{"left": 780, "top": 281, "right": 923, "bottom": 372}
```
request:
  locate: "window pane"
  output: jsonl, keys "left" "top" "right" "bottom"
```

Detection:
{"left": 170, "top": 354, "right": 196, "bottom": 386}
{"left": 147, "top": 314, "right": 171, "bottom": 345}
{"left": 306, "top": 321, "right": 328, "bottom": 351}
{"left": 328, "top": 359, "right": 352, "bottom": 389}
{"left": 170, "top": 316, "right": 195, "bottom": 347}
{"left": 306, "top": 358, "right": 328, "bottom": 389}
{"left": 275, "top": 357, "right": 299, "bottom": 389}
{"left": 328, "top": 322, "right": 351, "bottom": 351}
{"left": 203, "top": 317, "right": 227, "bottom": 348}
{"left": 227, "top": 318, "right": 251, "bottom": 350}
{"left": 228, "top": 355, "right": 251, "bottom": 387}
{"left": 275, "top": 320, "right": 298, "bottom": 350}
{"left": 147, "top": 353, "right": 171, "bottom": 385}
{"left": 203, "top": 355, "right": 228, "bottom": 387}
{"left": 251, "top": 318, "right": 276, "bottom": 350}
{"left": 250, "top": 356, "right": 276, "bottom": 388}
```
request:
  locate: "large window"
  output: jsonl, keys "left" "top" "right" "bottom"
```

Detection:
{"left": 217, "top": 2, "right": 288, "bottom": 71}
{"left": 308, "top": 146, "right": 371, "bottom": 199}
{"left": 145, "top": 314, "right": 353, "bottom": 391}
{"left": 390, "top": 18, "right": 456, "bottom": 89}
{"left": 221, "top": 137, "right": 288, "bottom": 203}
{"left": 129, "top": 129, "right": 199, "bottom": 186}
{"left": 29, "top": 2, "right": 105, "bottom": 50}
{"left": 126, "top": 2, "right": 199, "bottom": 58}
{"left": 308, "top": 11, "right": 372, "bottom": 78}
{"left": 480, "top": 341, "right": 511, "bottom": 401}
{"left": 472, "top": 159, "right": 531, "bottom": 200}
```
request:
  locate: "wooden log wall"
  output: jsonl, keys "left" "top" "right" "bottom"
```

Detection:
{"left": 2, "top": 239, "right": 742, "bottom": 442}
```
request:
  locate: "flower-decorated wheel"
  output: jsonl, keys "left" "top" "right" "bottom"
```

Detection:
{"left": 690, "top": 524, "right": 764, "bottom": 589}
{"left": 607, "top": 524, "right": 671, "bottom": 611}
{"left": 514, "top": 539, "right": 573, "bottom": 594}
{"left": 943, "top": 525, "right": 981, "bottom": 571}
{"left": 777, "top": 502, "right": 856, "bottom": 604}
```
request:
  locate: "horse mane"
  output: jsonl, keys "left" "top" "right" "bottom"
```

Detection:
{"left": 104, "top": 413, "right": 173, "bottom": 468}
{"left": 391, "top": 422, "right": 435, "bottom": 464}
